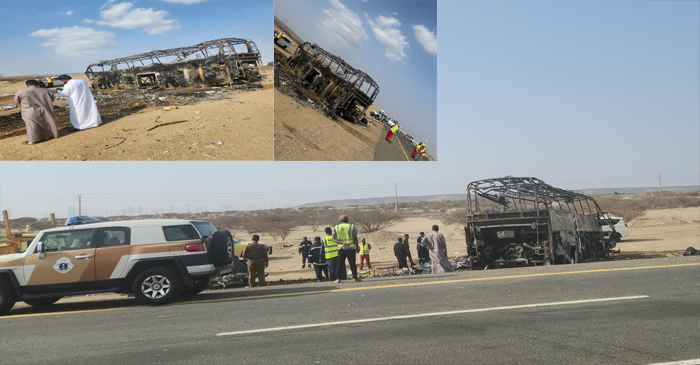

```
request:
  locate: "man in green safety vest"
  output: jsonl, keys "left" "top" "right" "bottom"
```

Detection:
{"left": 332, "top": 215, "right": 361, "bottom": 283}
{"left": 322, "top": 227, "right": 339, "bottom": 281}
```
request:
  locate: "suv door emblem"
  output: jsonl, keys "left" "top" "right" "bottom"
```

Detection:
{"left": 53, "top": 257, "right": 74, "bottom": 274}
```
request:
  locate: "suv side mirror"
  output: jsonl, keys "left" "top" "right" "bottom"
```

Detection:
{"left": 37, "top": 241, "right": 46, "bottom": 259}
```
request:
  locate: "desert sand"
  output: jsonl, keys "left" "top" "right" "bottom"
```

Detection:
{"left": 0, "top": 69, "right": 273, "bottom": 161}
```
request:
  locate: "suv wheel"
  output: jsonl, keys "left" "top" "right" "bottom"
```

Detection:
{"left": 209, "top": 231, "right": 234, "bottom": 266}
{"left": 0, "top": 278, "right": 17, "bottom": 315}
{"left": 24, "top": 297, "right": 62, "bottom": 307}
{"left": 182, "top": 276, "right": 211, "bottom": 296}
{"left": 132, "top": 268, "right": 182, "bottom": 305}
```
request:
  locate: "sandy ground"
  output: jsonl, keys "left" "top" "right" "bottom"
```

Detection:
{"left": 0, "top": 70, "right": 273, "bottom": 161}
{"left": 273, "top": 90, "right": 385, "bottom": 161}
{"left": 616, "top": 207, "right": 700, "bottom": 251}
{"left": 238, "top": 207, "right": 700, "bottom": 282}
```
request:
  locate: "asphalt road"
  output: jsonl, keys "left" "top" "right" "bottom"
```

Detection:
{"left": 374, "top": 123, "right": 428, "bottom": 161}
{"left": 2, "top": 257, "right": 699, "bottom": 365}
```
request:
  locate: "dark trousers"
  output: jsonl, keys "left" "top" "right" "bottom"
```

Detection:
{"left": 338, "top": 249, "right": 357, "bottom": 280}
{"left": 326, "top": 257, "right": 339, "bottom": 281}
{"left": 396, "top": 255, "right": 408, "bottom": 269}
{"left": 313, "top": 264, "right": 329, "bottom": 281}
{"left": 301, "top": 254, "right": 310, "bottom": 266}
{"left": 246, "top": 258, "right": 266, "bottom": 287}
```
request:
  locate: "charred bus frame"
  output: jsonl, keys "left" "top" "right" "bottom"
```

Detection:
{"left": 465, "top": 177, "right": 620, "bottom": 268}
{"left": 287, "top": 42, "right": 379, "bottom": 124}
{"left": 85, "top": 38, "right": 263, "bottom": 90}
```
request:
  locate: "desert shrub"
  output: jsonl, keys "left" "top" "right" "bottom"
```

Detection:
{"left": 439, "top": 208, "right": 469, "bottom": 227}
{"left": 352, "top": 209, "right": 403, "bottom": 233}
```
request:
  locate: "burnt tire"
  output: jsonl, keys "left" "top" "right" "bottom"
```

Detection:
{"left": 182, "top": 276, "right": 211, "bottom": 296}
{"left": 23, "top": 297, "right": 61, "bottom": 307}
{"left": 209, "top": 231, "right": 234, "bottom": 266}
{"left": 132, "top": 267, "right": 183, "bottom": 306}
{"left": 0, "top": 278, "right": 17, "bottom": 315}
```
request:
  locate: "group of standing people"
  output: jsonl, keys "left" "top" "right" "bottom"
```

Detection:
{"left": 393, "top": 226, "right": 453, "bottom": 273}
{"left": 411, "top": 142, "right": 427, "bottom": 160}
{"left": 13, "top": 75, "right": 102, "bottom": 145}
{"left": 299, "top": 215, "right": 365, "bottom": 283}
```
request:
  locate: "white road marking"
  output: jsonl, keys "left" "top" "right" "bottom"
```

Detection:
{"left": 216, "top": 295, "right": 649, "bottom": 337}
{"left": 647, "top": 360, "right": 700, "bottom": 365}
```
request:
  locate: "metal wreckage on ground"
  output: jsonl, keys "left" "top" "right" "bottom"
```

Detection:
{"left": 85, "top": 38, "right": 263, "bottom": 90}
{"left": 465, "top": 177, "right": 622, "bottom": 269}
{"left": 285, "top": 42, "right": 379, "bottom": 124}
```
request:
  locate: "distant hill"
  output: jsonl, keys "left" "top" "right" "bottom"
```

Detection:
{"left": 298, "top": 194, "right": 465, "bottom": 207}
{"left": 298, "top": 185, "right": 699, "bottom": 208}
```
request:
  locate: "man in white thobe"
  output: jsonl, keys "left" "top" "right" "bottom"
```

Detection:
{"left": 421, "top": 225, "right": 455, "bottom": 273}
{"left": 56, "top": 75, "right": 102, "bottom": 130}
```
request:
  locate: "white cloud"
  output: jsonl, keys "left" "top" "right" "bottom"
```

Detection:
{"left": 412, "top": 24, "right": 437, "bottom": 56}
{"left": 319, "top": 0, "right": 367, "bottom": 48}
{"left": 368, "top": 15, "right": 409, "bottom": 62}
{"left": 61, "top": 10, "right": 74, "bottom": 16}
{"left": 97, "top": 1, "right": 180, "bottom": 35}
{"left": 84, "top": 19, "right": 94, "bottom": 24}
{"left": 159, "top": 0, "right": 206, "bottom": 3}
{"left": 30, "top": 26, "right": 116, "bottom": 57}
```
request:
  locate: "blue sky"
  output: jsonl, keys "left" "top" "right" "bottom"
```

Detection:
{"left": 1, "top": 0, "right": 698, "bottom": 219}
{"left": 275, "top": 0, "right": 438, "bottom": 151}
{"left": 0, "top": 0, "right": 273, "bottom": 76}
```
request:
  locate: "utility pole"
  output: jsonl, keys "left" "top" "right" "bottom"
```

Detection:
{"left": 77, "top": 194, "right": 82, "bottom": 216}
{"left": 657, "top": 173, "right": 663, "bottom": 198}
{"left": 394, "top": 183, "right": 398, "bottom": 211}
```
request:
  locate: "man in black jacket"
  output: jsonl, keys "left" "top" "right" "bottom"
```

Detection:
{"left": 308, "top": 237, "right": 328, "bottom": 281}
{"left": 299, "top": 237, "right": 312, "bottom": 269}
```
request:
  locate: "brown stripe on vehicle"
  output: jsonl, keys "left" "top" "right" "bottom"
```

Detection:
{"left": 94, "top": 245, "right": 131, "bottom": 281}
{"left": 129, "top": 240, "right": 202, "bottom": 255}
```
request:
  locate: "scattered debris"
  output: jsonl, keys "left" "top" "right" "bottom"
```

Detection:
{"left": 105, "top": 137, "right": 127, "bottom": 149}
{"left": 146, "top": 120, "right": 188, "bottom": 131}
{"left": 683, "top": 247, "right": 700, "bottom": 256}
{"left": 451, "top": 255, "right": 472, "bottom": 270}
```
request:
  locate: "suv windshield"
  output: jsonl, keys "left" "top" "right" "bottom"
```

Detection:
{"left": 192, "top": 221, "right": 217, "bottom": 238}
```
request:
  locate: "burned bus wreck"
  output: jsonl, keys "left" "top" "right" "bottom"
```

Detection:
{"left": 85, "top": 38, "right": 263, "bottom": 90}
{"left": 286, "top": 42, "right": 379, "bottom": 124}
{"left": 465, "top": 177, "right": 621, "bottom": 269}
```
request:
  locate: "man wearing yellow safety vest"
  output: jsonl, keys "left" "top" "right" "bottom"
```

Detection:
{"left": 322, "top": 227, "right": 339, "bottom": 281}
{"left": 332, "top": 215, "right": 361, "bottom": 283}
{"left": 412, "top": 142, "right": 424, "bottom": 159}
{"left": 419, "top": 144, "right": 427, "bottom": 159}
{"left": 358, "top": 238, "right": 372, "bottom": 270}
{"left": 385, "top": 124, "right": 399, "bottom": 141}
